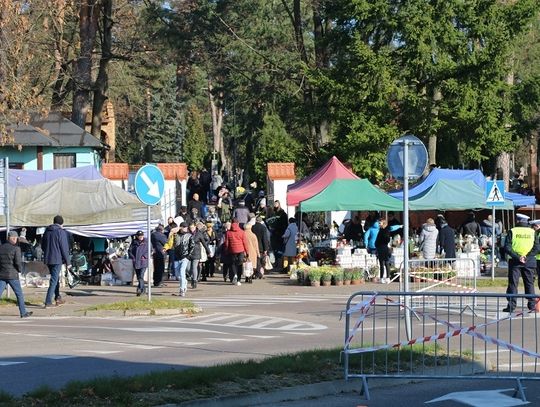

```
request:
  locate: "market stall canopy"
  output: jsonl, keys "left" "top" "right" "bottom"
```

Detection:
{"left": 1, "top": 178, "right": 161, "bottom": 232}
{"left": 408, "top": 179, "right": 514, "bottom": 210}
{"left": 9, "top": 165, "right": 103, "bottom": 187}
{"left": 287, "top": 156, "right": 358, "bottom": 206}
{"left": 299, "top": 179, "right": 404, "bottom": 212}
{"left": 389, "top": 168, "right": 535, "bottom": 206}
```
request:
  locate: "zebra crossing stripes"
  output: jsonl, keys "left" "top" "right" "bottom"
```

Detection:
{"left": 192, "top": 294, "right": 350, "bottom": 307}
{"left": 180, "top": 312, "right": 327, "bottom": 331}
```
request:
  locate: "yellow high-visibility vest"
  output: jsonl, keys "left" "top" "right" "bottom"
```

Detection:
{"left": 511, "top": 227, "right": 535, "bottom": 256}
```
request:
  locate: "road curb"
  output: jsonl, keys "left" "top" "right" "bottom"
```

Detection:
{"left": 164, "top": 360, "right": 491, "bottom": 407}
{"left": 170, "top": 380, "right": 363, "bottom": 407}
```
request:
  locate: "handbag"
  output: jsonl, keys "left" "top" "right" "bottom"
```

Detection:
{"left": 243, "top": 261, "right": 254, "bottom": 277}
{"left": 263, "top": 255, "right": 273, "bottom": 270}
{"left": 199, "top": 243, "right": 208, "bottom": 263}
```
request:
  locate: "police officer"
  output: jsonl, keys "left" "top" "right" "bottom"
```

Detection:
{"left": 503, "top": 214, "right": 539, "bottom": 313}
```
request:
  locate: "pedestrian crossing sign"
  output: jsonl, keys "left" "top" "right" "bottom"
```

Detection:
{"left": 485, "top": 181, "right": 505, "bottom": 206}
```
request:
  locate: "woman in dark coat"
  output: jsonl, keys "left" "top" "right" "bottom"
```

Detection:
{"left": 375, "top": 219, "right": 391, "bottom": 284}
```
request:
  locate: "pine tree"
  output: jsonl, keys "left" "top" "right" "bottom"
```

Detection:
{"left": 183, "top": 105, "right": 209, "bottom": 170}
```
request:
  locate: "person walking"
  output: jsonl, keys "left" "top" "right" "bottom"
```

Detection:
{"left": 419, "top": 218, "right": 439, "bottom": 260}
{"left": 532, "top": 219, "right": 540, "bottom": 291}
{"left": 363, "top": 216, "right": 380, "bottom": 254}
{"left": 282, "top": 218, "right": 298, "bottom": 273}
{"left": 244, "top": 223, "right": 260, "bottom": 283}
{"left": 438, "top": 219, "right": 456, "bottom": 259}
{"left": 42, "top": 215, "right": 70, "bottom": 307}
{"left": 151, "top": 224, "right": 168, "bottom": 287}
{"left": 188, "top": 222, "right": 210, "bottom": 288}
{"left": 0, "top": 231, "right": 32, "bottom": 318}
{"left": 202, "top": 222, "right": 218, "bottom": 280}
{"left": 503, "top": 214, "right": 539, "bottom": 313}
{"left": 219, "top": 222, "right": 232, "bottom": 282}
{"left": 163, "top": 222, "right": 193, "bottom": 297}
{"left": 129, "top": 230, "right": 148, "bottom": 296}
{"left": 223, "top": 218, "right": 249, "bottom": 286}
{"left": 233, "top": 200, "right": 250, "bottom": 229}
{"left": 375, "top": 219, "right": 391, "bottom": 283}
{"left": 252, "top": 216, "right": 271, "bottom": 276}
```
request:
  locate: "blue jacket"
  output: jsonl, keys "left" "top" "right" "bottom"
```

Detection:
{"left": 129, "top": 238, "right": 149, "bottom": 269}
{"left": 364, "top": 221, "right": 380, "bottom": 250}
{"left": 42, "top": 223, "right": 70, "bottom": 265}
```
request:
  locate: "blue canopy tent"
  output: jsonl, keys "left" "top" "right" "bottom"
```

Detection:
{"left": 389, "top": 168, "right": 535, "bottom": 207}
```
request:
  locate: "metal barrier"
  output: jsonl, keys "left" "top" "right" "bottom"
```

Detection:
{"left": 398, "top": 257, "right": 478, "bottom": 311}
{"left": 343, "top": 291, "right": 540, "bottom": 401}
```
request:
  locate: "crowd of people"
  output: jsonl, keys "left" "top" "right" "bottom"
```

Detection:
{"left": 134, "top": 170, "right": 299, "bottom": 297}
{"left": 2, "top": 166, "right": 540, "bottom": 315}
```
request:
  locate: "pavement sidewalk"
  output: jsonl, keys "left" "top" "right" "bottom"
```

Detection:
{"left": 0, "top": 271, "right": 508, "bottom": 318}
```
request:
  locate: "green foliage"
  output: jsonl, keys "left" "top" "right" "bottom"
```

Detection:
{"left": 350, "top": 268, "right": 363, "bottom": 281}
{"left": 321, "top": 270, "right": 333, "bottom": 282}
{"left": 253, "top": 112, "right": 302, "bottom": 182}
{"left": 146, "top": 77, "right": 185, "bottom": 162}
{"left": 183, "top": 105, "right": 209, "bottom": 171}
{"left": 307, "top": 268, "right": 323, "bottom": 283}
{"left": 332, "top": 270, "right": 344, "bottom": 282}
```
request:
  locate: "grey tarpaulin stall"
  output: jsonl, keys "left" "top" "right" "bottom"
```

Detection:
{"left": 1, "top": 177, "right": 161, "bottom": 238}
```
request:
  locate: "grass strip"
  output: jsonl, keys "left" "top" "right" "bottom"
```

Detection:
{"left": 83, "top": 298, "right": 195, "bottom": 312}
{"left": 0, "top": 296, "right": 42, "bottom": 307}
{"left": 0, "top": 345, "right": 472, "bottom": 406}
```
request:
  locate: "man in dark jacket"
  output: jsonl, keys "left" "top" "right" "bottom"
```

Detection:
{"left": 503, "top": 214, "right": 539, "bottom": 313}
{"left": 438, "top": 220, "right": 456, "bottom": 259}
{"left": 129, "top": 230, "right": 149, "bottom": 296}
{"left": 42, "top": 215, "right": 70, "bottom": 307}
{"left": 460, "top": 212, "right": 481, "bottom": 237}
{"left": 0, "top": 231, "right": 32, "bottom": 318}
{"left": 268, "top": 200, "right": 288, "bottom": 254}
{"left": 151, "top": 224, "right": 168, "bottom": 287}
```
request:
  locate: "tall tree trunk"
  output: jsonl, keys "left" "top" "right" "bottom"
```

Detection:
{"left": 51, "top": 0, "right": 68, "bottom": 110}
{"left": 71, "top": 0, "right": 99, "bottom": 128}
{"left": 207, "top": 79, "right": 224, "bottom": 162}
{"left": 428, "top": 87, "right": 442, "bottom": 166}
{"left": 529, "top": 131, "right": 538, "bottom": 194}
{"left": 91, "top": 0, "right": 113, "bottom": 161}
{"left": 313, "top": 1, "right": 330, "bottom": 145}
{"left": 281, "top": 0, "right": 320, "bottom": 149}
{"left": 497, "top": 66, "right": 515, "bottom": 188}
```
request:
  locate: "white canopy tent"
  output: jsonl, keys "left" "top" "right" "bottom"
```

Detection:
{"left": 1, "top": 178, "right": 161, "bottom": 237}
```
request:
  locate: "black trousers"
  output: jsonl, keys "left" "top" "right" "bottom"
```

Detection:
{"left": 153, "top": 253, "right": 165, "bottom": 285}
{"left": 506, "top": 262, "right": 536, "bottom": 310}
{"left": 203, "top": 257, "right": 215, "bottom": 278}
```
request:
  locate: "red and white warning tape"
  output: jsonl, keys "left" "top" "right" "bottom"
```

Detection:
{"left": 344, "top": 294, "right": 377, "bottom": 347}
{"left": 345, "top": 294, "right": 540, "bottom": 359}
{"left": 409, "top": 272, "right": 477, "bottom": 293}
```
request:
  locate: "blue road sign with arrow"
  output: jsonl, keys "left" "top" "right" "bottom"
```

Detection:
{"left": 134, "top": 164, "right": 165, "bottom": 206}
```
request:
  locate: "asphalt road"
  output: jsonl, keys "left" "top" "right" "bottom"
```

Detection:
{"left": 1, "top": 273, "right": 538, "bottom": 407}
{"left": 0, "top": 275, "right": 350, "bottom": 396}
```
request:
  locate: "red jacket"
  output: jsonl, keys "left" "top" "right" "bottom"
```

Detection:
{"left": 224, "top": 223, "right": 249, "bottom": 255}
